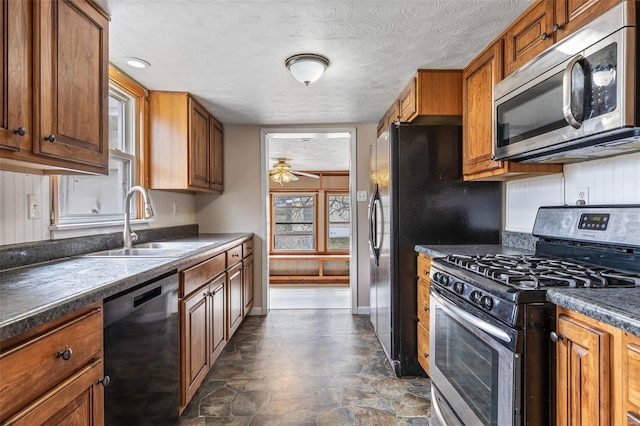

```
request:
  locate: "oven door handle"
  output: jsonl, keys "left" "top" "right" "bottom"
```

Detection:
{"left": 432, "top": 291, "right": 512, "bottom": 343}
{"left": 431, "top": 387, "right": 449, "bottom": 426}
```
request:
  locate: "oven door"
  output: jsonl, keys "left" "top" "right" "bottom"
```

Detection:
{"left": 429, "top": 288, "right": 521, "bottom": 426}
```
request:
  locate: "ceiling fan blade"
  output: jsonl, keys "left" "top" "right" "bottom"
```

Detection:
{"left": 292, "top": 171, "right": 320, "bottom": 179}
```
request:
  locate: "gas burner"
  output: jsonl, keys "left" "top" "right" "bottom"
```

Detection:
{"left": 443, "top": 254, "right": 640, "bottom": 289}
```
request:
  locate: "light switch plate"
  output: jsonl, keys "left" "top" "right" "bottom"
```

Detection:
{"left": 27, "top": 193, "right": 40, "bottom": 219}
{"left": 357, "top": 191, "right": 367, "bottom": 202}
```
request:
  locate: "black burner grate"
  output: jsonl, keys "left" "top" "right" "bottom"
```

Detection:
{"left": 444, "top": 254, "right": 640, "bottom": 289}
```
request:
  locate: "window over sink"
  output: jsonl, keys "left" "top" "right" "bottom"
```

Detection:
{"left": 52, "top": 65, "right": 148, "bottom": 226}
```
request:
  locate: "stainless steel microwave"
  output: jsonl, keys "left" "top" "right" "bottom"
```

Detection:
{"left": 493, "top": 1, "right": 640, "bottom": 163}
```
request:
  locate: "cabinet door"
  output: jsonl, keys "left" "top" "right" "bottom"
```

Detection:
{"left": 243, "top": 254, "right": 254, "bottom": 317}
{"left": 209, "top": 276, "right": 226, "bottom": 364}
{"left": 188, "top": 99, "right": 210, "bottom": 189}
{"left": 5, "top": 359, "right": 104, "bottom": 426}
{"left": 503, "top": 0, "right": 554, "bottom": 77}
{"left": 209, "top": 116, "right": 224, "bottom": 191}
{"left": 0, "top": 0, "right": 32, "bottom": 152}
{"left": 626, "top": 333, "right": 640, "bottom": 425}
{"left": 35, "top": 0, "right": 109, "bottom": 172}
{"left": 180, "top": 289, "right": 209, "bottom": 407}
{"left": 398, "top": 77, "right": 417, "bottom": 122}
{"left": 227, "top": 263, "right": 243, "bottom": 338}
{"left": 462, "top": 41, "right": 504, "bottom": 178}
{"left": 554, "top": 0, "right": 621, "bottom": 42}
{"left": 417, "top": 321, "right": 430, "bottom": 375}
{"left": 556, "top": 314, "right": 610, "bottom": 426}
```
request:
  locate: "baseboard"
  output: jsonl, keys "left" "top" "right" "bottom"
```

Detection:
{"left": 357, "top": 306, "right": 370, "bottom": 315}
{"left": 248, "top": 306, "right": 266, "bottom": 316}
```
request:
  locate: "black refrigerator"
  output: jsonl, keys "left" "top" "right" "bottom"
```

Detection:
{"left": 368, "top": 123, "right": 501, "bottom": 377}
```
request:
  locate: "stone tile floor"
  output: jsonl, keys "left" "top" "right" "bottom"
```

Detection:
{"left": 179, "top": 309, "right": 432, "bottom": 425}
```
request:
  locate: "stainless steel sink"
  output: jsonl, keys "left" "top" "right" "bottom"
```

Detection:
{"left": 83, "top": 248, "right": 193, "bottom": 258}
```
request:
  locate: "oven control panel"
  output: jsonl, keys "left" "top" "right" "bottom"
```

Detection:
{"left": 433, "top": 271, "right": 495, "bottom": 312}
{"left": 578, "top": 213, "right": 610, "bottom": 230}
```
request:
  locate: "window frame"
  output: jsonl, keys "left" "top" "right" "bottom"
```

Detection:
{"left": 51, "top": 64, "right": 148, "bottom": 226}
{"left": 270, "top": 193, "right": 318, "bottom": 253}
{"left": 325, "top": 191, "right": 350, "bottom": 254}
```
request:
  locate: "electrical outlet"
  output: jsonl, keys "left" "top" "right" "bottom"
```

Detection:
{"left": 27, "top": 193, "right": 40, "bottom": 219}
{"left": 576, "top": 187, "right": 589, "bottom": 205}
{"left": 357, "top": 191, "right": 367, "bottom": 202}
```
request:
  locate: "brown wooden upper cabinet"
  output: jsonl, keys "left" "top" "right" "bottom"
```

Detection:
{"left": 149, "top": 91, "right": 224, "bottom": 193}
{"left": 462, "top": 41, "right": 562, "bottom": 181}
{"left": 377, "top": 70, "right": 462, "bottom": 137}
{"left": 0, "top": 0, "right": 110, "bottom": 175}
{"left": 504, "top": 0, "right": 621, "bottom": 77}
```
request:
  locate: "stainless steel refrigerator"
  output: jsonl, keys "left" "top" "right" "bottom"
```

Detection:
{"left": 368, "top": 123, "right": 501, "bottom": 377}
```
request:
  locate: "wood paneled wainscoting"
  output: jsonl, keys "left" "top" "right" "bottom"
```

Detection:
{"left": 269, "top": 254, "right": 349, "bottom": 285}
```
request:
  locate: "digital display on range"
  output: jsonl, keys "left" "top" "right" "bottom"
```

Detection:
{"left": 578, "top": 213, "right": 610, "bottom": 230}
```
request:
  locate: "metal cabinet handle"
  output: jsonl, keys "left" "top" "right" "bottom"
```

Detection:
{"left": 44, "top": 134, "right": 56, "bottom": 143}
{"left": 553, "top": 23, "right": 563, "bottom": 32}
{"left": 423, "top": 306, "right": 429, "bottom": 312}
{"left": 423, "top": 353, "right": 429, "bottom": 358}
{"left": 98, "top": 376, "right": 111, "bottom": 387}
{"left": 541, "top": 32, "right": 549, "bottom": 40}
{"left": 628, "top": 412, "right": 640, "bottom": 425}
{"left": 13, "top": 127, "right": 27, "bottom": 136}
{"left": 423, "top": 269, "right": 429, "bottom": 275}
{"left": 550, "top": 331, "right": 564, "bottom": 342}
{"left": 56, "top": 348, "right": 73, "bottom": 361}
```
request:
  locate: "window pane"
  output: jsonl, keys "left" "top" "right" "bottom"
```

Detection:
{"left": 108, "top": 95, "right": 125, "bottom": 151}
{"left": 274, "top": 207, "right": 314, "bottom": 223}
{"left": 274, "top": 223, "right": 314, "bottom": 234}
{"left": 274, "top": 235, "right": 315, "bottom": 251}
{"left": 59, "top": 158, "right": 130, "bottom": 219}
{"left": 328, "top": 195, "right": 350, "bottom": 222}
{"left": 328, "top": 223, "right": 350, "bottom": 250}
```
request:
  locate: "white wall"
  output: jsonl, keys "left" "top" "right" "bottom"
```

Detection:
{"left": 195, "top": 123, "right": 375, "bottom": 313}
{"left": 505, "top": 152, "right": 640, "bottom": 232}
{"left": 0, "top": 170, "right": 196, "bottom": 245}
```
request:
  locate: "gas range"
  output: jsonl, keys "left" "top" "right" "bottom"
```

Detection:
{"left": 428, "top": 205, "right": 640, "bottom": 426}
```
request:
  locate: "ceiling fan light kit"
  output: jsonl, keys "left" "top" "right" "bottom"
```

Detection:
{"left": 270, "top": 158, "right": 319, "bottom": 185}
{"left": 285, "top": 54, "right": 329, "bottom": 86}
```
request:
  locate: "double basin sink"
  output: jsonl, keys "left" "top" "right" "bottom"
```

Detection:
{"left": 83, "top": 241, "right": 221, "bottom": 258}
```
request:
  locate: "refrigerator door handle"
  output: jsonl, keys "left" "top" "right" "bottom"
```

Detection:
{"left": 373, "top": 198, "right": 382, "bottom": 250}
{"left": 368, "top": 184, "right": 380, "bottom": 266}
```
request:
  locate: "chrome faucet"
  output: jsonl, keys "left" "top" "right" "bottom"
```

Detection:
{"left": 123, "top": 186, "right": 154, "bottom": 249}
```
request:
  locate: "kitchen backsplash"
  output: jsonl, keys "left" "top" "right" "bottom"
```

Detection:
{"left": 506, "top": 152, "right": 640, "bottom": 232}
{"left": 0, "top": 170, "right": 197, "bottom": 245}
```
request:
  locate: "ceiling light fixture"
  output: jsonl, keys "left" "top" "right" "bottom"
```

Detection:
{"left": 285, "top": 54, "right": 330, "bottom": 86}
{"left": 125, "top": 57, "right": 151, "bottom": 69}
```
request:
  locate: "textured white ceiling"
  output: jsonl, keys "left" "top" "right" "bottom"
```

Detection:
{"left": 97, "top": 0, "right": 534, "bottom": 127}
{"left": 267, "top": 135, "right": 351, "bottom": 171}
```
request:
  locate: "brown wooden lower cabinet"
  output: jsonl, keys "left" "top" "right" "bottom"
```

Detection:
{"left": 179, "top": 237, "right": 253, "bottom": 412}
{"left": 227, "top": 261, "right": 244, "bottom": 338}
{"left": 0, "top": 302, "right": 105, "bottom": 425}
{"left": 554, "top": 306, "right": 638, "bottom": 426}
{"left": 416, "top": 253, "right": 432, "bottom": 376}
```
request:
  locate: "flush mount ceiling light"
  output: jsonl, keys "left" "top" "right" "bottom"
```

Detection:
{"left": 125, "top": 57, "right": 151, "bottom": 69}
{"left": 285, "top": 54, "right": 330, "bottom": 86}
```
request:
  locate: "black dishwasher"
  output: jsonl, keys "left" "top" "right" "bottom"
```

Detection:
{"left": 104, "top": 272, "right": 179, "bottom": 425}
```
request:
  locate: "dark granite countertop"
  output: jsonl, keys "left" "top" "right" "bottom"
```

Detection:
{"left": 414, "top": 244, "right": 534, "bottom": 258}
{"left": 547, "top": 288, "right": 640, "bottom": 337}
{"left": 0, "top": 233, "right": 252, "bottom": 341}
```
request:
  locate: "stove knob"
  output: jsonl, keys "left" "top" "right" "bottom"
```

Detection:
{"left": 453, "top": 281, "right": 464, "bottom": 294}
{"left": 433, "top": 272, "right": 442, "bottom": 283}
{"left": 481, "top": 296, "right": 494, "bottom": 311}
{"left": 470, "top": 291, "right": 482, "bottom": 303}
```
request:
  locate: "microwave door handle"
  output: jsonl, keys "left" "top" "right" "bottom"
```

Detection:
{"left": 562, "top": 54, "right": 585, "bottom": 129}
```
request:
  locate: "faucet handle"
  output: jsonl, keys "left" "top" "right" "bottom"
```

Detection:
{"left": 131, "top": 232, "right": 139, "bottom": 243}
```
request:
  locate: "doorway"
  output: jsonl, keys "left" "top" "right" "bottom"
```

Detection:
{"left": 260, "top": 128, "right": 357, "bottom": 312}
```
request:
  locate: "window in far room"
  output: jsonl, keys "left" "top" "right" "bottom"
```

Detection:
{"left": 272, "top": 194, "right": 317, "bottom": 251}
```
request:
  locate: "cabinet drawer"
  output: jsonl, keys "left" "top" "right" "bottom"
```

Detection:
{"left": 417, "top": 321, "right": 430, "bottom": 375}
{"left": 417, "top": 280, "right": 430, "bottom": 326}
{"left": 228, "top": 245, "right": 243, "bottom": 266}
{"left": 243, "top": 240, "right": 253, "bottom": 257}
{"left": 182, "top": 253, "right": 225, "bottom": 297}
{"left": 627, "top": 333, "right": 640, "bottom": 415}
{"left": 417, "top": 255, "right": 432, "bottom": 282}
{"left": 0, "top": 306, "right": 102, "bottom": 422}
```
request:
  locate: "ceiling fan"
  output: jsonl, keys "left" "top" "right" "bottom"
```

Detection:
{"left": 270, "top": 159, "right": 319, "bottom": 185}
